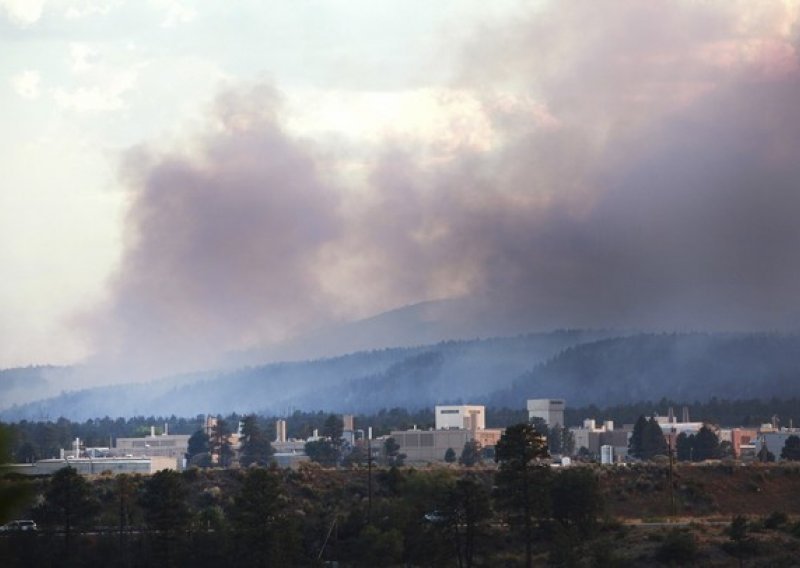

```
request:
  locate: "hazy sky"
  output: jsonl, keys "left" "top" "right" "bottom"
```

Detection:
{"left": 2, "top": 1, "right": 800, "bottom": 377}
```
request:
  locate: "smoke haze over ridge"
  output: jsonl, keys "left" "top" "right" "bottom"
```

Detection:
{"left": 79, "top": 1, "right": 800, "bottom": 380}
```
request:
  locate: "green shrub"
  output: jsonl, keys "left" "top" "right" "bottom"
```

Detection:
{"left": 764, "top": 511, "right": 788, "bottom": 530}
{"left": 655, "top": 529, "right": 697, "bottom": 564}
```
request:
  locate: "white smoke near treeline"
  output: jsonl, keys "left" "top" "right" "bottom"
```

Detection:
{"left": 83, "top": 1, "right": 800, "bottom": 380}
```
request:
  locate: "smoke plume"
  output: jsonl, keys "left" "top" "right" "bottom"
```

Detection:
{"left": 88, "top": 1, "right": 800, "bottom": 378}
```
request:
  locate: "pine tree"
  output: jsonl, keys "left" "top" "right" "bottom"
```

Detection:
{"left": 39, "top": 466, "right": 100, "bottom": 557}
{"left": 459, "top": 440, "right": 482, "bottom": 467}
{"left": 693, "top": 425, "right": 720, "bottom": 461}
{"left": 641, "top": 417, "right": 668, "bottom": 460}
{"left": 210, "top": 417, "right": 234, "bottom": 468}
{"left": 495, "top": 423, "right": 550, "bottom": 568}
{"left": 186, "top": 429, "right": 210, "bottom": 466}
{"left": 232, "top": 468, "right": 299, "bottom": 566}
{"left": 239, "top": 415, "right": 274, "bottom": 467}
{"left": 781, "top": 435, "right": 800, "bottom": 461}
{"left": 676, "top": 432, "right": 694, "bottom": 461}
{"left": 629, "top": 416, "right": 648, "bottom": 459}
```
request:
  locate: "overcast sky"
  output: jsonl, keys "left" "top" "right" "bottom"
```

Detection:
{"left": 2, "top": 1, "right": 800, "bottom": 377}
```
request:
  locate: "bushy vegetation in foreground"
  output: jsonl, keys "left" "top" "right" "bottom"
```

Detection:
{"left": 3, "top": 462, "right": 800, "bottom": 567}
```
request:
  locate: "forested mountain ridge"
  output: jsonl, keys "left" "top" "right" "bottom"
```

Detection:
{"left": 0, "top": 365, "right": 74, "bottom": 407}
{"left": 489, "top": 332, "right": 800, "bottom": 407}
{"left": 4, "top": 331, "right": 800, "bottom": 421}
{"left": 0, "top": 330, "right": 611, "bottom": 420}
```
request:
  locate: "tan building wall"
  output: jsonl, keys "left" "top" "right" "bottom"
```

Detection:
{"left": 392, "top": 429, "right": 469, "bottom": 463}
{"left": 7, "top": 456, "right": 178, "bottom": 476}
{"left": 391, "top": 428, "right": 505, "bottom": 463}
{"left": 112, "top": 434, "right": 190, "bottom": 459}
{"left": 435, "top": 406, "right": 486, "bottom": 431}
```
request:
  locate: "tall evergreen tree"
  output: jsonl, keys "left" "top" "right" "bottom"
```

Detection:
{"left": 550, "top": 468, "right": 604, "bottom": 537}
{"left": 186, "top": 429, "right": 210, "bottom": 466}
{"left": 210, "top": 417, "right": 234, "bottom": 468}
{"left": 322, "top": 414, "right": 344, "bottom": 452}
{"left": 693, "top": 425, "right": 720, "bottom": 461}
{"left": 676, "top": 432, "right": 694, "bottom": 461}
{"left": 494, "top": 423, "right": 550, "bottom": 568}
{"left": 38, "top": 466, "right": 100, "bottom": 558}
{"left": 459, "top": 440, "right": 482, "bottom": 467}
{"left": 757, "top": 443, "right": 775, "bottom": 463}
{"left": 641, "top": 417, "right": 668, "bottom": 460}
{"left": 239, "top": 415, "right": 274, "bottom": 467}
{"left": 139, "top": 469, "right": 191, "bottom": 567}
{"left": 447, "top": 475, "right": 491, "bottom": 568}
{"left": 781, "top": 435, "right": 800, "bottom": 461}
{"left": 232, "top": 467, "right": 298, "bottom": 566}
{"left": 304, "top": 414, "right": 344, "bottom": 467}
{"left": 384, "top": 436, "right": 406, "bottom": 467}
{"left": 628, "top": 416, "right": 648, "bottom": 459}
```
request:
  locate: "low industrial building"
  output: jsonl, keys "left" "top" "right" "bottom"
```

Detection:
{"left": 7, "top": 456, "right": 177, "bottom": 476}
{"left": 394, "top": 404, "right": 504, "bottom": 463}
{"left": 112, "top": 431, "right": 190, "bottom": 460}
{"left": 571, "top": 419, "right": 629, "bottom": 460}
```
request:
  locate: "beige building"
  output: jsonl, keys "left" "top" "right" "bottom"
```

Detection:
{"left": 393, "top": 404, "right": 504, "bottom": 463}
{"left": 7, "top": 456, "right": 177, "bottom": 476}
{"left": 435, "top": 405, "right": 485, "bottom": 431}
{"left": 391, "top": 428, "right": 470, "bottom": 463}
{"left": 112, "top": 432, "right": 190, "bottom": 459}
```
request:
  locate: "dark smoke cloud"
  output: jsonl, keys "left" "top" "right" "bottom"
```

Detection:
{"left": 88, "top": 2, "right": 800, "bottom": 378}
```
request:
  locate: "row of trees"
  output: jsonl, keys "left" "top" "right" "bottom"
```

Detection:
{"left": 6, "top": 396, "right": 800, "bottom": 464}
{"left": 185, "top": 414, "right": 274, "bottom": 469}
{"left": 3, "top": 422, "right": 604, "bottom": 568}
{"left": 629, "top": 416, "right": 729, "bottom": 462}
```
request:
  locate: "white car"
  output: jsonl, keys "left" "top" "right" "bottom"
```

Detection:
{"left": 0, "top": 520, "right": 37, "bottom": 532}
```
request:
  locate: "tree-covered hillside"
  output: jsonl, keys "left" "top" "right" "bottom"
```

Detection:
{"left": 1, "top": 330, "right": 610, "bottom": 420}
{"left": 491, "top": 333, "right": 800, "bottom": 407}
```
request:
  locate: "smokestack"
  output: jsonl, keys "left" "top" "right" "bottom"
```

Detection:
{"left": 668, "top": 407, "right": 675, "bottom": 423}
{"left": 164, "top": 422, "right": 168, "bottom": 436}
{"left": 368, "top": 427, "right": 373, "bottom": 440}
{"left": 150, "top": 426, "right": 155, "bottom": 437}
{"left": 276, "top": 419, "right": 287, "bottom": 443}
{"left": 682, "top": 406, "right": 690, "bottom": 423}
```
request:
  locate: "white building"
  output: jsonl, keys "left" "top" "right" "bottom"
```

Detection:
{"left": 527, "top": 399, "right": 566, "bottom": 427}
{"left": 435, "top": 405, "right": 485, "bottom": 431}
{"left": 7, "top": 456, "right": 177, "bottom": 476}
{"left": 112, "top": 431, "right": 190, "bottom": 460}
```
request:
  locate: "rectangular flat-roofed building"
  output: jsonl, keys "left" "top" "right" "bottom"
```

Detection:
{"left": 527, "top": 399, "right": 565, "bottom": 427}
{"left": 435, "top": 405, "right": 485, "bottom": 431}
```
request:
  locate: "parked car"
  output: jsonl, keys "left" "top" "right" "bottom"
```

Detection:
{"left": 0, "top": 520, "right": 37, "bottom": 532}
{"left": 423, "top": 510, "right": 450, "bottom": 524}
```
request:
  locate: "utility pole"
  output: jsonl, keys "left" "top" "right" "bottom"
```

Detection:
{"left": 367, "top": 436, "right": 373, "bottom": 525}
{"left": 668, "top": 428, "right": 676, "bottom": 518}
